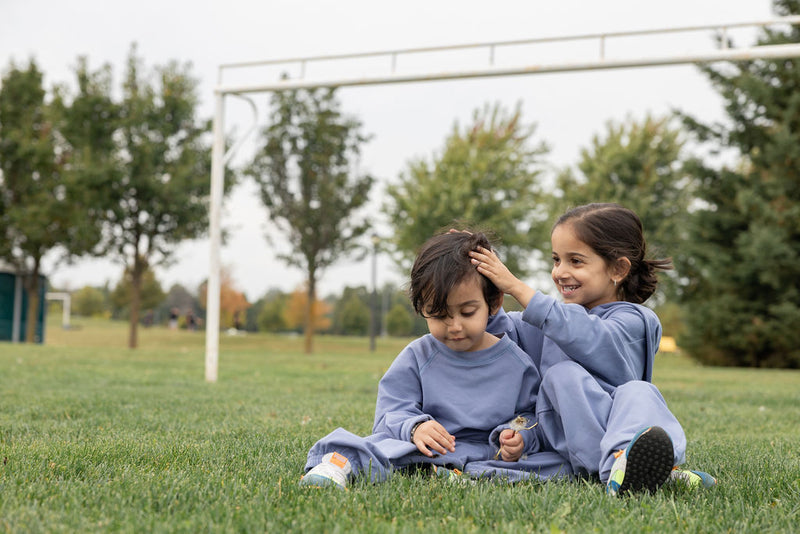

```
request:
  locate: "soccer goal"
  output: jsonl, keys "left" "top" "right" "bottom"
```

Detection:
{"left": 204, "top": 15, "right": 800, "bottom": 382}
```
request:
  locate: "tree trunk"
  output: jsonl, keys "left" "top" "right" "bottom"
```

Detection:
{"left": 128, "top": 259, "right": 144, "bottom": 349}
{"left": 304, "top": 275, "right": 316, "bottom": 354}
{"left": 23, "top": 258, "right": 41, "bottom": 343}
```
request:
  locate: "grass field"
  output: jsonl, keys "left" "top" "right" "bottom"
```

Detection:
{"left": 1, "top": 317, "right": 799, "bottom": 533}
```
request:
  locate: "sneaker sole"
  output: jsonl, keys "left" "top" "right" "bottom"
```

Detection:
{"left": 617, "top": 426, "right": 674, "bottom": 496}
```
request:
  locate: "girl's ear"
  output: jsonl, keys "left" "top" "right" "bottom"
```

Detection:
{"left": 612, "top": 257, "right": 632, "bottom": 283}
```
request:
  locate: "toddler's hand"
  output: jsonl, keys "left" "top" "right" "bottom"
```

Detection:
{"left": 498, "top": 428, "right": 524, "bottom": 462}
{"left": 412, "top": 420, "right": 456, "bottom": 457}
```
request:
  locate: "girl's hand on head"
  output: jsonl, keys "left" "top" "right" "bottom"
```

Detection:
{"left": 469, "top": 247, "right": 535, "bottom": 307}
{"left": 498, "top": 428, "right": 524, "bottom": 462}
{"left": 412, "top": 420, "right": 456, "bottom": 457}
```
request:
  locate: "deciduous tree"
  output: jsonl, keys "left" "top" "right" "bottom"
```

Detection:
{"left": 198, "top": 266, "right": 250, "bottom": 330}
{"left": 247, "top": 88, "right": 373, "bottom": 353}
{"left": 110, "top": 264, "right": 165, "bottom": 320}
{"left": 385, "top": 102, "right": 550, "bottom": 276}
{"left": 283, "top": 285, "right": 331, "bottom": 333}
{"left": 0, "top": 60, "right": 94, "bottom": 342}
{"left": 57, "top": 46, "right": 222, "bottom": 348}
{"left": 552, "top": 115, "right": 692, "bottom": 300}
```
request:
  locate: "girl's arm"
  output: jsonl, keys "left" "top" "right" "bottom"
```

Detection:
{"left": 470, "top": 245, "right": 655, "bottom": 384}
{"left": 524, "top": 294, "right": 655, "bottom": 384}
{"left": 469, "top": 246, "right": 535, "bottom": 307}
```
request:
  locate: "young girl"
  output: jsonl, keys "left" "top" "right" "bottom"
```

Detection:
{"left": 470, "top": 203, "right": 715, "bottom": 496}
{"left": 300, "top": 231, "right": 569, "bottom": 489}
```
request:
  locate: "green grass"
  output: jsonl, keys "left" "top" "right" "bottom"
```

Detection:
{"left": 1, "top": 317, "right": 799, "bottom": 533}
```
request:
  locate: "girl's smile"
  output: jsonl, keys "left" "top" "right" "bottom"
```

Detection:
{"left": 550, "top": 223, "right": 619, "bottom": 310}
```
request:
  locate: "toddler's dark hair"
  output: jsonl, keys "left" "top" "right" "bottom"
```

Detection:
{"left": 555, "top": 203, "right": 672, "bottom": 304}
{"left": 410, "top": 231, "right": 502, "bottom": 317}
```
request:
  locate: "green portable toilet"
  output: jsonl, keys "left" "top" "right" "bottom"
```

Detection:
{"left": 0, "top": 264, "right": 47, "bottom": 343}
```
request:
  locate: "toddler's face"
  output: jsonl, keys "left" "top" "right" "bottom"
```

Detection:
{"left": 424, "top": 276, "right": 495, "bottom": 352}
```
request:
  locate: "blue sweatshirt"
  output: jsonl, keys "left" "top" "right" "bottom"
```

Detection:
{"left": 372, "top": 333, "right": 541, "bottom": 453}
{"left": 486, "top": 292, "right": 662, "bottom": 391}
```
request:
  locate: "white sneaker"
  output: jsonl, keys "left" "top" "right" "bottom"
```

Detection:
{"left": 299, "top": 452, "right": 352, "bottom": 490}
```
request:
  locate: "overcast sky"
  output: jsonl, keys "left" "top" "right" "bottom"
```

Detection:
{"left": 1, "top": 0, "right": 776, "bottom": 300}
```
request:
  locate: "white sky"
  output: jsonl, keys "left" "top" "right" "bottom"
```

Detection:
{"left": 1, "top": 0, "right": 775, "bottom": 301}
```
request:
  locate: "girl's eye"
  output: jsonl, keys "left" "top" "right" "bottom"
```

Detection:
{"left": 462, "top": 310, "right": 476, "bottom": 318}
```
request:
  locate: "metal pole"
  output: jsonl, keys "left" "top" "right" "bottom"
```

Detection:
{"left": 205, "top": 87, "right": 225, "bottom": 383}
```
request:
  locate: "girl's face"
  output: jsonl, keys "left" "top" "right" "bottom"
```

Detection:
{"left": 550, "top": 223, "right": 620, "bottom": 309}
{"left": 424, "top": 275, "right": 498, "bottom": 352}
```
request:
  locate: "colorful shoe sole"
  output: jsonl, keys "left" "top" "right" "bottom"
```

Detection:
{"left": 615, "top": 426, "right": 674, "bottom": 496}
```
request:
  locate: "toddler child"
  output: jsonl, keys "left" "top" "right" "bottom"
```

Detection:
{"left": 300, "top": 231, "right": 569, "bottom": 488}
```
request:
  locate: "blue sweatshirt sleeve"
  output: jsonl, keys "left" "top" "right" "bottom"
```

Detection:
{"left": 372, "top": 343, "right": 431, "bottom": 441}
{"left": 487, "top": 343, "right": 541, "bottom": 456}
{"left": 521, "top": 292, "right": 658, "bottom": 385}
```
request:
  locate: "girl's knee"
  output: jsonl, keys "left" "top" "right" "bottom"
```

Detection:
{"left": 541, "top": 361, "right": 589, "bottom": 390}
{"left": 615, "top": 380, "right": 662, "bottom": 399}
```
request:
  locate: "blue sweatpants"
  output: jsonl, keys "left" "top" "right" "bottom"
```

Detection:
{"left": 304, "top": 428, "right": 572, "bottom": 483}
{"left": 536, "top": 360, "right": 687, "bottom": 483}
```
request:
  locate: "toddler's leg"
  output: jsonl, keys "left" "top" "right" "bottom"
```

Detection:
{"left": 302, "top": 427, "right": 419, "bottom": 488}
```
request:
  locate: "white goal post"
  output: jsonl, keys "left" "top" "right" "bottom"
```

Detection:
{"left": 204, "top": 16, "right": 800, "bottom": 382}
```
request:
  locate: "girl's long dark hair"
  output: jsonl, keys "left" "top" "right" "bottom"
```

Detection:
{"left": 555, "top": 203, "right": 672, "bottom": 304}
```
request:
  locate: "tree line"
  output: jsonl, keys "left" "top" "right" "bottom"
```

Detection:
{"left": 4, "top": 0, "right": 800, "bottom": 367}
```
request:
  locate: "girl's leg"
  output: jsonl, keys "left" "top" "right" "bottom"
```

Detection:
{"left": 599, "top": 381, "right": 686, "bottom": 483}
{"left": 538, "top": 361, "right": 687, "bottom": 483}
{"left": 537, "top": 360, "right": 611, "bottom": 477}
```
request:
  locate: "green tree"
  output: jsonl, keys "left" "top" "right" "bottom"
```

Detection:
{"left": 336, "top": 289, "right": 370, "bottom": 336}
{"left": 247, "top": 87, "right": 374, "bottom": 353}
{"left": 110, "top": 265, "right": 166, "bottom": 320}
{"left": 386, "top": 302, "right": 414, "bottom": 337}
{"left": 385, "top": 102, "right": 550, "bottom": 276}
{"left": 57, "top": 46, "right": 221, "bottom": 348}
{"left": 72, "top": 286, "right": 108, "bottom": 317}
{"left": 0, "top": 60, "right": 95, "bottom": 342}
{"left": 552, "top": 115, "right": 693, "bottom": 300}
{"left": 676, "top": 0, "right": 800, "bottom": 367}
{"left": 257, "top": 290, "right": 289, "bottom": 333}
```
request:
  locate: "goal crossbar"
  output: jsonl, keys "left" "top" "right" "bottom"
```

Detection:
{"left": 205, "top": 16, "right": 800, "bottom": 382}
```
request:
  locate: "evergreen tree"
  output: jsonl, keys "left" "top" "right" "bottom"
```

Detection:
{"left": 677, "top": 0, "right": 800, "bottom": 367}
